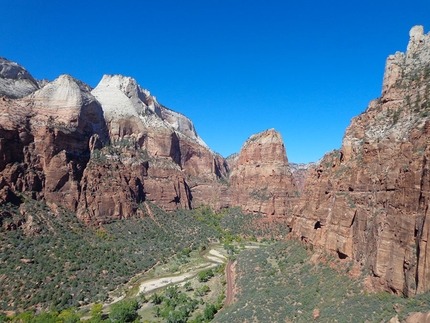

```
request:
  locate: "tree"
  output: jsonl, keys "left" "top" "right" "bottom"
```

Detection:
{"left": 58, "top": 309, "right": 80, "bottom": 323}
{"left": 166, "top": 310, "right": 187, "bottom": 323}
{"left": 184, "top": 281, "right": 193, "bottom": 291}
{"left": 194, "top": 285, "right": 210, "bottom": 297}
{"left": 109, "top": 299, "right": 139, "bottom": 323}
{"left": 90, "top": 303, "right": 103, "bottom": 318}
{"left": 197, "top": 269, "right": 214, "bottom": 282}
{"left": 203, "top": 304, "right": 217, "bottom": 321}
{"left": 138, "top": 292, "right": 147, "bottom": 304}
{"left": 150, "top": 292, "right": 163, "bottom": 305}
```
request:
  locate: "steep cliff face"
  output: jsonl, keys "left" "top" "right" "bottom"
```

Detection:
{"left": 0, "top": 74, "right": 108, "bottom": 211}
{"left": 290, "top": 162, "right": 315, "bottom": 192}
{"left": 229, "top": 129, "right": 298, "bottom": 217}
{"left": 291, "top": 26, "right": 430, "bottom": 296}
{"left": 86, "top": 74, "right": 228, "bottom": 217}
{"left": 0, "top": 68, "right": 228, "bottom": 223}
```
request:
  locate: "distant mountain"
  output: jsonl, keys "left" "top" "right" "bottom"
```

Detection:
{"left": 0, "top": 57, "right": 39, "bottom": 98}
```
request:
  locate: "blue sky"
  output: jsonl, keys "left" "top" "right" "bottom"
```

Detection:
{"left": 1, "top": 1, "right": 430, "bottom": 163}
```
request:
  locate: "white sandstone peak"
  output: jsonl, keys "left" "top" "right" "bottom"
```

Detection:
{"left": 92, "top": 75, "right": 142, "bottom": 122}
{"left": 33, "top": 74, "right": 94, "bottom": 109}
{"left": 406, "top": 25, "right": 429, "bottom": 60}
{"left": 0, "top": 57, "right": 39, "bottom": 98}
{"left": 409, "top": 25, "right": 424, "bottom": 42}
{"left": 92, "top": 74, "right": 209, "bottom": 149}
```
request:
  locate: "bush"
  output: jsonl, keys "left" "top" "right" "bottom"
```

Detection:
{"left": 197, "top": 269, "right": 214, "bottom": 282}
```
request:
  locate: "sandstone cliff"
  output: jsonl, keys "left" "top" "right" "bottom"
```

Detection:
{"left": 0, "top": 74, "right": 108, "bottom": 213}
{"left": 85, "top": 74, "right": 228, "bottom": 219}
{"left": 228, "top": 129, "right": 298, "bottom": 217}
{"left": 290, "top": 162, "right": 315, "bottom": 192}
{"left": 290, "top": 25, "right": 430, "bottom": 296}
{"left": 0, "top": 67, "right": 228, "bottom": 224}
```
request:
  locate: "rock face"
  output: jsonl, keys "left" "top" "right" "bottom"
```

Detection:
{"left": 290, "top": 162, "right": 315, "bottom": 192}
{"left": 0, "top": 67, "right": 228, "bottom": 224}
{"left": 0, "top": 74, "right": 108, "bottom": 211}
{"left": 290, "top": 26, "right": 430, "bottom": 296}
{"left": 87, "top": 74, "right": 228, "bottom": 218}
{"left": 228, "top": 129, "right": 298, "bottom": 217}
{"left": 0, "top": 57, "right": 39, "bottom": 98}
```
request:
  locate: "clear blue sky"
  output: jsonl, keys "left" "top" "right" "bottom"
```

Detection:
{"left": 1, "top": 1, "right": 429, "bottom": 163}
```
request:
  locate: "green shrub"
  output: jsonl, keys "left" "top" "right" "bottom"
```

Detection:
{"left": 109, "top": 300, "right": 139, "bottom": 323}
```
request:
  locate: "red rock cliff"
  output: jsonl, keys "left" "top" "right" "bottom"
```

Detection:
{"left": 291, "top": 25, "right": 430, "bottom": 296}
{"left": 0, "top": 69, "right": 227, "bottom": 224}
{"left": 229, "top": 129, "right": 298, "bottom": 217}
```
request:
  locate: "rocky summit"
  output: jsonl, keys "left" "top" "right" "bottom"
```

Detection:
{"left": 1, "top": 25, "right": 430, "bottom": 298}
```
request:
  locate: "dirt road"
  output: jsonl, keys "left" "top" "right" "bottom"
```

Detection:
{"left": 225, "top": 259, "right": 233, "bottom": 306}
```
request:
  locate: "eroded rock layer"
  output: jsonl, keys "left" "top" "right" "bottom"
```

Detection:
{"left": 0, "top": 66, "right": 228, "bottom": 224}
{"left": 0, "top": 74, "right": 108, "bottom": 212}
{"left": 228, "top": 129, "right": 298, "bottom": 217}
{"left": 290, "top": 26, "right": 430, "bottom": 296}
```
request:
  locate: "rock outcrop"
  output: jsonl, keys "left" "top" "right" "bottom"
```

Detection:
{"left": 0, "top": 73, "right": 108, "bottom": 211}
{"left": 87, "top": 74, "right": 228, "bottom": 218}
{"left": 0, "top": 64, "right": 231, "bottom": 223}
{"left": 228, "top": 129, "right": 297, "bottom": 217}
{"left": 0, "top": 57, "right": 39, "bottom": 98}
{"left": 290, "top": 162, "right": 315, "bottom": 192}
{"left": 290, "top": 26, "right": 430, "bottom": 296}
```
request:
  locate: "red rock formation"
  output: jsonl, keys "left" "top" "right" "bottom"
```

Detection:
{"left": 290, "top": 25, "right": 430, "bottom": 296}
{"left": 290, "top": 162, "right": 315, "bottom": 192}
{"left": 89, "top": 74, "right": 229, "bottom": 214}
{"left": 0, "top": 74, "right": 108, "bottom": 211}
{"left": 0, "top": 68, "right": 233, "bottom": 226}
{"left": 228, "top": 129, "right": 298, "bottom": 217}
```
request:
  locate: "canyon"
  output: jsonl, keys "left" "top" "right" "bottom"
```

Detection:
{"left": 1, "top": 25, "right": 429, "bottom": 300}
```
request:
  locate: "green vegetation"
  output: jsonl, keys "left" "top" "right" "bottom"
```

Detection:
{"left": 191, "top": 206, "right": 290, "bottom": 242}
{"left": 249, "top": 187, "right": 272, "bottom": 201}
{"left": 3, "top": 198, "right": 430, "bottom": 322}
{"left": 0, "top": 199, "right": 284, "bottom": 317}
{"left": 0, "top": 200, "right": 218, "bottom": 312}
{"left": 197, "top": 269, "right": 214, "bottom": 283}
{"left": 0, "top": 308, "right": 81, "bottom": 323}
{"left": 109, "top": 300, "right": 139, "bottom": 323}
{"left": 213, "top": 241, "right": 430, "bottom": 323}
{"left": 219, "top": 207, "right": 290, "bottom": 240}
{"left": 136, "top": 266, "right": 224, "bottom": 323}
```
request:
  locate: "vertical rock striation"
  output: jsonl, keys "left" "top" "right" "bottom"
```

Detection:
{"left": 290, "top": 26, "right": 430, "bottom": 296}
{"left": 0, "top": 74, "right": 108, "bottom": 211}
{"left": 229, "top": 129, "right": 298, "bottom": 217}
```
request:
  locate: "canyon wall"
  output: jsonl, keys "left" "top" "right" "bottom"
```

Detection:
{"left": 290, "top": 25, "right": 430, "bottom": 296}
{"left": 0, "top": 64, "right": 227, "bottom": 224}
